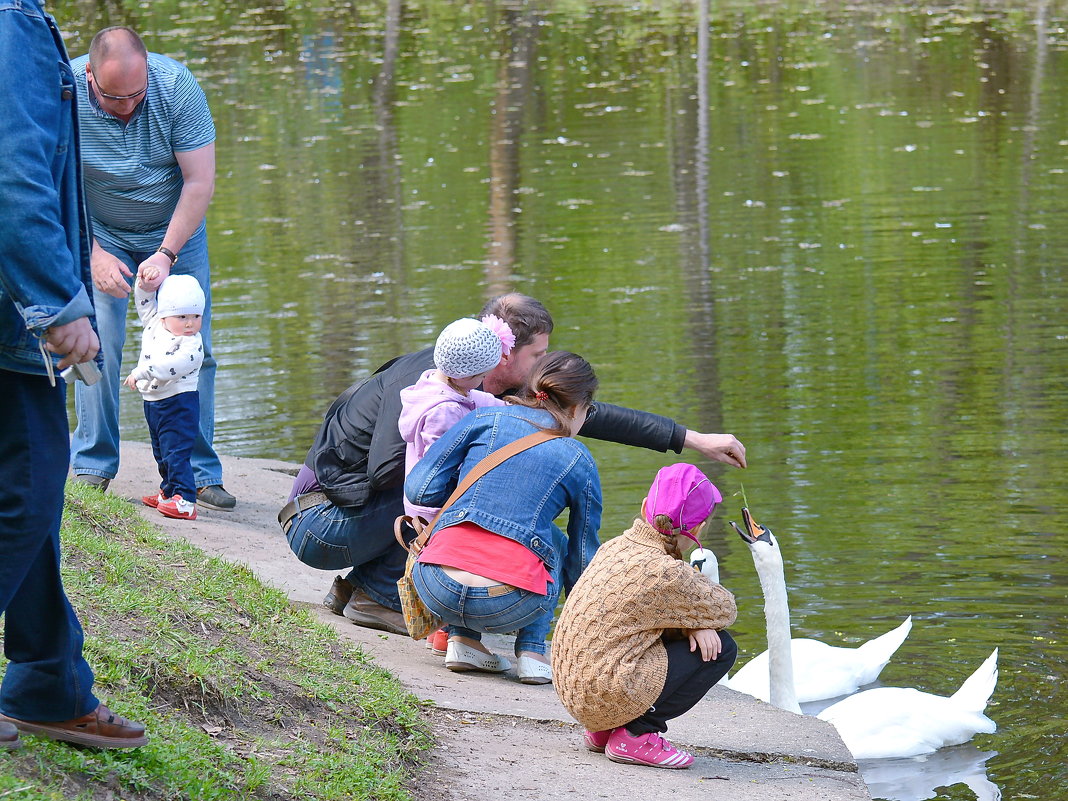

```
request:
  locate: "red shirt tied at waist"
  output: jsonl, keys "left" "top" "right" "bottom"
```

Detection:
{"left": 417, "top": 521, "right": 553, "bottom": 595}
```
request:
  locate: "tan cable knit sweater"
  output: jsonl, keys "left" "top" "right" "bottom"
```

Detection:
{"left": 551, "top": 518, "right": 737, "bottom": 732}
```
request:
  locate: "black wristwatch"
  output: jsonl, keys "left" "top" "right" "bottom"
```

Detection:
{"left": 157, "top": 246, "right": 179, "bottom": 266}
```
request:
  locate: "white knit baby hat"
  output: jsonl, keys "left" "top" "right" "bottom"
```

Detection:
{"left": 156, "top": 274, "right": 205, "bottom": 318}
{"left": 434, "top": 318, "right": 503, "bottom": 379}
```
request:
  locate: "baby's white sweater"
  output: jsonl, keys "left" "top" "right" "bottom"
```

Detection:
{"left": 128, "top": 283, "right": 204, "bottom": 401}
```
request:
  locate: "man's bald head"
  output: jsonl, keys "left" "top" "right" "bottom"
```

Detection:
{"left": 88, "top": 27, "right": 147, "bottom": 68}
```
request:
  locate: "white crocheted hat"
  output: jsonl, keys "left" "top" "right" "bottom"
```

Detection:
{"left": 157, "top": 274, "right": 205, "bottom": 317}
{"left": 434, "top": 318, "right": 503, "bottom": 379}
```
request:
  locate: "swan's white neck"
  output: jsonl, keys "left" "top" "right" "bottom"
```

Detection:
{"left": 750, "top": 536, "right": 801, "bottom": 714}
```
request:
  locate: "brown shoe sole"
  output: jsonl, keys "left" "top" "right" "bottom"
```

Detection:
{"left": 0, "top": 715, "right": 148, "bottom": 749}
{"left": 342, "top": 605, "right": 409, "bottom": 636}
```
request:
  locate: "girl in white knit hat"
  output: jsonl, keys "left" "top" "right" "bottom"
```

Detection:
{"left": 398, "top": 315, "right": 514, "bottom": 652}
{"left": 122, "top": 269, "right": 205, "bottom": 521}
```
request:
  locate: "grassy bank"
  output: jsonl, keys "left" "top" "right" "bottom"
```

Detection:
{"left": 0, "top": 483, "right": 432, "bottom": 800}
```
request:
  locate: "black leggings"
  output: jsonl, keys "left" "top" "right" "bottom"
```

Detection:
{"left": 625, "top": 630, "right": 737, "bottom": 735}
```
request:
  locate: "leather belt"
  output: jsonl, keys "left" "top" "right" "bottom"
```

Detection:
{"left": 277, "top": 491, "right": 330, "bottom": 534}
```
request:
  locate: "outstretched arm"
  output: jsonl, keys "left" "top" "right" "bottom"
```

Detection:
{"left": 579, "top": 402, "right": 747, "bottom": 469}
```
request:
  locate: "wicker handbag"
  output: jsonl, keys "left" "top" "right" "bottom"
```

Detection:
{"left": 394, "top": 430, "right": 560, "bottom": 640}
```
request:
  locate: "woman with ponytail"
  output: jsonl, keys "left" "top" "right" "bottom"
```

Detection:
{"left": 551, "top": 464, "right": 738, "bottom": 770}
{"left": 404, "top": 351, "right": 601, "bottom": 685}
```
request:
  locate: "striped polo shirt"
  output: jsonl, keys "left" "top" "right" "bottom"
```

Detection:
{"left": 71, "top": 52, "right": 215, "bottom": 252}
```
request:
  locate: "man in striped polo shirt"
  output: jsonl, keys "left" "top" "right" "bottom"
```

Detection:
{"left": 69, "top": 26, "right": 236, "bottom": 511}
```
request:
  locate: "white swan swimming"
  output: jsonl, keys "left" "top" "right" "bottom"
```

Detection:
{"left": 817, "top": 649, "right": 998, "bottom": 759}
{"left": 728, "top": 615, "right": 913, "bottom": 704}
{"left": 731, "top": 507, "right": 998, "bottom": 759}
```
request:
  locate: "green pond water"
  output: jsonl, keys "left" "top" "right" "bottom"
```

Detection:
{"left": 56, "top": 2, "right": 1067, "bottom": 798}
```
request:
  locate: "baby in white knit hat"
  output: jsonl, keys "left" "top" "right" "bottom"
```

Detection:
{"left": 398, "top": 316, "right": 516, "bottom": 519}
{"left": 397, "top": 315, "right": 516, "bottom": 653}
{"left": 122, "top": 268, "right": 206, "bottom": 521}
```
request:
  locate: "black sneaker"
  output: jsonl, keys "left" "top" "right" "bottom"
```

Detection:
{"left": 196, "top": 485, "right": 237, "bottom": 510}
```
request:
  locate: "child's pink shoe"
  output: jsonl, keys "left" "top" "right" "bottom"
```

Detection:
{"left": 142, "top": 493, "right": 165, "bottom": 509}
{"left": 583, "top": 729, "right": 612, "bottom": 752}
{"left": 605, "top": 728, "right": 694, "bottom": 769}
{"left": 158, "top": 494, "right": 197, "bottom": 520}
{"left": 428, "top": 628, "right": 449, "bottom": 655}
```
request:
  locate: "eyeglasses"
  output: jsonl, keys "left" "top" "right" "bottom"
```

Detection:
{"left": 88, "top": 64, "right": 147, "bottom": 101}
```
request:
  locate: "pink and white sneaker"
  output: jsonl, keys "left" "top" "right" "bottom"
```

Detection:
{"left": 428, "top": 628, "right": 449, "bottom": 655}
{"left": 605, "top": 728, "right": 694, "bottom": 769}
{"left": 583, "top": 729, "right": 613, "bottom": 753}
{"left": 142, "top": 493, "right": 166, "bottom": 509}
{"left": 158, "top": 494, "right": 197, "bottom": 520}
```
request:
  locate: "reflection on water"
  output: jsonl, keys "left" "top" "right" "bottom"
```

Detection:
{"left": 859, "top": 746, "right": 1000, "bottom": 801}
{"left": 55, "top": 2, "right": 1068, "bottom": 799}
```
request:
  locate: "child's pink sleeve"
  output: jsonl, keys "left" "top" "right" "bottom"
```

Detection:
{"left": 471, "top": 389, "right": 507, "bottom": 409}
{"left": 413, "top": 403, "right": 470, "bottom": 460}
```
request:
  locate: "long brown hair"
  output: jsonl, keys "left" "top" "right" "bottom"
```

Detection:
{"left": 506, "top": 351, "right": 598, "bottom": 435}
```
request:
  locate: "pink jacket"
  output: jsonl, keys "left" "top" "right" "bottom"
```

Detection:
{"left": 398, "top": 370, "right": 505, "bottom": 520}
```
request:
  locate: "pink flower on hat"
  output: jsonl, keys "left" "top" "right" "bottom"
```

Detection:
{"left": 645, "top": 463, "right": 723, "bottom": 545}
{"left": 480, "top": 314, "right": 516, "bottom": 355}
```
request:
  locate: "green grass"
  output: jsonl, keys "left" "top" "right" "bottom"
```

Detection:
{"left": 0, "top": 483, "right": 433, "bottom": 800}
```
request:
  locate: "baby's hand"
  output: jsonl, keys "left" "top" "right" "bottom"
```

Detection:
{"left": 138, "top": 264, "right": 162, "bottom": 290}
{"left": 123, "top": 374, "right": 138, "bottom": 391}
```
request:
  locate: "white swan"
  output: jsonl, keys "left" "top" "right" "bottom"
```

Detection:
{"left": 730, "top": 508, "right": 801, "bottom": 713}
{"left": 689, "top": 547, "right": 720, "bottom": 583}
{"left": 817, "top": 649, "right": 998, "bottom": 759}
{"left": 730, "top": 510, "right": 914, "bottom": 704}
{"left": 732, "top": 507, "right": 998, "bottom": 759}
{"left": 728, "top": 615, "right": 913, "bottom": 704}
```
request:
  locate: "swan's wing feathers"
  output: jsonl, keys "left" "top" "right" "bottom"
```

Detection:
{"left": 819, "top": 687, "right": 996, "bottom": 759}
{"left": 726, "top": 650, "right": 771, "bottom": 702}
{"left": 790, "top": 639, "right": 875, "bottom": 702}
{"left": 950, "top": 648, "right": 999, "bottom": 713}
{"left": 853, "top": 616, "right": 913, "bottom": 685}
{"left": 730, "top": 637, "right": 896, "bottom": 703}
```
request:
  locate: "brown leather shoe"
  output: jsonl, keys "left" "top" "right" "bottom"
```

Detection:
{"left": 323, "top": 574, "right": 354, "bottom": 616}
{"left": 342, "top": 589, "right": 408, "bottom": 635}
{"left": 0, "top": 704, "right": 148, "bottom": 749}
{"left": 0, "top": 721, "right": 19, "bottom": 750}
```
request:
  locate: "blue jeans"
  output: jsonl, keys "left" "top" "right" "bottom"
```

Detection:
{"left": 411, "top": 550, "right": 563, "bottom": 656}
{"left": 283, "top": 485, "right": 408, "bottom": 612}
{"left": 145, "top": 391, "right": 200, "bottom": 500}
{"left": 71, "top": 227, "right": 222, "bottom": 487}
{"left": 0, "top": 370, "right": 98, "bottom": 722}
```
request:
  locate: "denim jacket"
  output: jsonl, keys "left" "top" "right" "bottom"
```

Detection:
{"left": 405, "top": 405, "right": 603, "bottom": 593}
{"left": 0, "top": 0, "right": 96, "bottom": 375}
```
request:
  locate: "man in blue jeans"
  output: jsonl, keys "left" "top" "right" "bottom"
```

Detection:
{"left": 0, "top": 0, "right": 146, "bottom": 750}
{"left": 68, "top": 26, "right": 235, "bottom": 511}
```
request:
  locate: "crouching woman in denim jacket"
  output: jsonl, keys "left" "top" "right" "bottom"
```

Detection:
{"left": 405, "top": 351, "right": 602, "bottom": 685}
